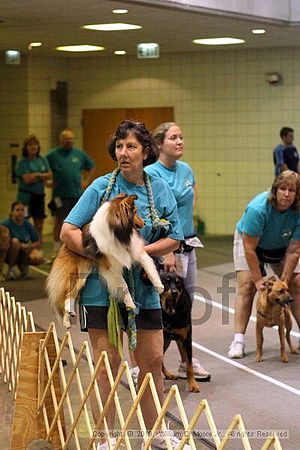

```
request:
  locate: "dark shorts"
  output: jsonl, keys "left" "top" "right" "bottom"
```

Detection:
{"left": 29, "top": 193, "right": 46, "bottom": 219}
{"left": 79, "top": 305, "right": 163, "bottom": 332}
{"left": 53, "top": 197, "right": 79, "bottom": 220}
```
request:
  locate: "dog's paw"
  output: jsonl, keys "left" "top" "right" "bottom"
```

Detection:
{"left": 189, "top": 381, "right": 201, "bottom": 393}
{"left": 290, "top": 347, "right": 299, "bottom": 355}
{"left": 255, "top": 354, "right": 262, "bottom": 362}
{"left": 164, "top": 371, "right": 178, "bottom": 380}
{"left": 155, "top": 283, "right": 165, "bottom": 294}
{"left": 281, "top": 353, "right": 289, "bottom": 363}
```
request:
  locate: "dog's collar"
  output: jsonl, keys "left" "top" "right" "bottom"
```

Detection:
{"left": 257, "top": 308, "right": 285, "bottom": 320}
{"left": 257, "top": 310, "right": 273, "bottom": 319}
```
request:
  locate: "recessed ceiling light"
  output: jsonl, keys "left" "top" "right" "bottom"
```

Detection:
{"left": 193, "top": 37, "right": 245, "bottom": 45}
{"left": 112, "top": 9, "right": 128, "bottom": 14}
{"left": 252, "top": 29, "right": 266, "bottom": 34}
{"left": 114, "top": 50, "right": 126, "bottom": 55}
{"left": 28, "top": 42, "right": 42, "bottom": 49}
{"left": 83, "top": 23, "right": 141, "bottom": 31}
{"left": 56, "top": 45, "right": 105, "bottom": 52}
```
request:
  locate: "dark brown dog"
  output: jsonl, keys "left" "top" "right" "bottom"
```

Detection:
{"left": 256, "top": 276, "right": 299, "bottom": 362}
{"left": 160, "top": 271, "right": 200, "bottom": 392}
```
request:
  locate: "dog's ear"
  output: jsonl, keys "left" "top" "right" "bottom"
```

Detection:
{"left": 263, "top": 276, "right": 276, "bottom": 291}
{"left": 125, "top": 194, "right": 138, "bottom": 206}
{"left": 114, "top": 193, "right": 128, "bottom": 201}
{"left": 282, "top": 277, "right": 289, "bottom": 287}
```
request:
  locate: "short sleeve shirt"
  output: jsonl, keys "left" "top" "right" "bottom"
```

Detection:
{"left": 145, "top": 160, "right": 196, "bottom": 238}
{"left": 15, "top": 156, "right": 50, "bottom": 203}
{"left": 0, "top": 218, "right": 39, "bottom": 243}
{"left": 46, "top": 147, "right": 95, "bottom": 198}
{"left": 236, "top": 191, "right": 300, "bottom": 249}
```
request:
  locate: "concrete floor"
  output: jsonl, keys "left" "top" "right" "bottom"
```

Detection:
{"left": 1, "top": 236, "right": 299, "bottom": 449}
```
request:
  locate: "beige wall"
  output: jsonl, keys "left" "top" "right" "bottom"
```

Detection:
{"left": 1, "top": 46, "right": 299, "bottom": 234}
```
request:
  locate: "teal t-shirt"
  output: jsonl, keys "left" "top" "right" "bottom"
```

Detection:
{"left": 0, "top": 218, "right": 38, "bottom": 243}
{"left": 15, "top": 156, "right": 50, "bottom": 204}
{"left": 65, "top": 171, "right": 183, "bottom": 308}
{"left": 237, "top": 191, "right": 300, "bottom": 249}
{"left": 145, "top": 160, "right": 196, "bottom": 238}
{"left": 46, "top": 147, "right": 95, "bottom": 198}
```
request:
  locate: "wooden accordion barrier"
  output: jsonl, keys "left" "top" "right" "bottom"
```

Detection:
{"left": 0, "top": 286, "right": 283, "bottom": 450}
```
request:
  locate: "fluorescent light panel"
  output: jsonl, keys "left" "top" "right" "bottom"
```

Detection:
{"left": 29, "top": 42, "right": 42, "bottom": 48}
{"left": 56, "top": 45, "right": 104, "bottom": 52}
{"left": 252, "top": 29, "right": 266, "bottom": 34}
{"left": 112, "top": 9, "right": 128, "bottom": 14}
{"left": 114, "top": 50, "right": 126, "bottom": 55}
{"left": 83, "top": 23, "right": 141, "bottom": 31}
{"left": 193, "top": 37, "right": 245, "bottom": 45}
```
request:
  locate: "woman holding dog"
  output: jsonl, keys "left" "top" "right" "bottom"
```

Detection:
{"left": 145, "top": 122, "right": 211, "bottom": 382}
{"left": 15, "top": 135, "right": 52, "bottom": 239}
{"left": 60, "top": 120, "right": 190, "bottom": 450}
{"left": 228, "top": 170, "right": 300, "bottom": 358}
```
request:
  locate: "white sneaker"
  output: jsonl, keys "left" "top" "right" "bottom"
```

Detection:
{"left": 130, "top": 366, "right": 140, "bottom": 386}
{"left": 96, "top": 437, "right": 116, "bottom": 450}
{"left": 6, "top": 268, "right": 17, "bottom": 281}
{"left": 228, "top": 341, "right": 245, "bottom": 358}
{"left": 177, "top": 358, "right": 211, "bottom": 381}
{"left": 142, "top": 430, "right": 191, "bottom": 450}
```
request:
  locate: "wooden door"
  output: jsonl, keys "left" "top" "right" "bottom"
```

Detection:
{"left": 82, "top": 107, "right": 174, "bottom": 178}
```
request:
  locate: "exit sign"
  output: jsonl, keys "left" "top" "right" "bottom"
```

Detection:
{"left": 137, "top": 43, "right": 160, "bottom": 59}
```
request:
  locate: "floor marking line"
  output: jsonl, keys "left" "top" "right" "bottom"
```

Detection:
{"left": 194, "top": 294, "right": 300, "bottom": 338}
{"left": 29, "top": 265, "right": 50, "bottom": 276}
{"left": 192, "top": 341, "right": 300, "bottom": 396}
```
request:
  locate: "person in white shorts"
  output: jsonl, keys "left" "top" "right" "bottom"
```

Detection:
{"left": 228, "top": 170, "right": 300, "bottom": 358}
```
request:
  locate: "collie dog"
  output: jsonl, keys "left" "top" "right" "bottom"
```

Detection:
{"left": 46, "top": 193, "right": 164, "bottom": 328}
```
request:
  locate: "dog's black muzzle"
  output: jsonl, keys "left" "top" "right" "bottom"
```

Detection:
{"left": 276, "top": 297, "right": 293, "bottom": 308}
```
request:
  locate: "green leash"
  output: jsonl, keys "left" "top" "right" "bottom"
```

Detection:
{"left": 107, "top": 296, "right": 124, "bottom": 359}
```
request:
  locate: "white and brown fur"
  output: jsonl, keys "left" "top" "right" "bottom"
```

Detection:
{"left": 46, "top": 193, "right": 164, "bottom": 328}
{"left": 256, "top": 275, "right": 299, "bottom": 362}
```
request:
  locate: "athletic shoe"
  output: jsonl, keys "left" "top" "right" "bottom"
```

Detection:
{"left": 177, "top": 358, "right": 211, "bottom": 381}
{"left": 6, "top": 268, "right": 17, "bottom": 281}
{"left": 228, "top": 341, "right": 245, "bottom": 358}
{"left": 142, "top": 430, "right": 191, "bottom": 450}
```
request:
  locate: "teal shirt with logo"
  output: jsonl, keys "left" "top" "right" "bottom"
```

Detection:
{"left": 237, "top": 191, "right": 300, "bottom": 249}
{"left": 15, "top": 156, "right": 50, "bottom": 204}
{"left": 145, "top": 160, "right": 196, "bottom": 238}
{"left": 0, "top": 218, "right": 38, "bottom": 243}
{"left": 46, "top": 147, "right": 95, "bottom": 198}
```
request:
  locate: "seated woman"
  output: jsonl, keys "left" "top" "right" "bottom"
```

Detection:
{"left": 0, "top": 201, "right": 43, "bottom": 280}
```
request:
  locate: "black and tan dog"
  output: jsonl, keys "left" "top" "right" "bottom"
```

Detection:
{"left": 159, "top": 271, "right": 200, "bottom": 392}
{"left": 256, "top": 275, "right": 299, "bottom": 362}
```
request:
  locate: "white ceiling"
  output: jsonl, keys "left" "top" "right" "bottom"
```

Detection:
{"left": 1, "top": 0, "right": 300, "bottom": 58}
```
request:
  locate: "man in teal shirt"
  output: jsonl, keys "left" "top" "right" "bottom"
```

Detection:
{"left": 46, "top": 129, "right": 95, "bottom": 257}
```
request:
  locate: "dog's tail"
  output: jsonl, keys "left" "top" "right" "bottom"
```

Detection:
{"left": 46, "top": 245, "right": 91, "bottom": 319}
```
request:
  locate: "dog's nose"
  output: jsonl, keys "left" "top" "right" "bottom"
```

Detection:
{"left": 171, "top": 289, "right": 178, "bottom": 299}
